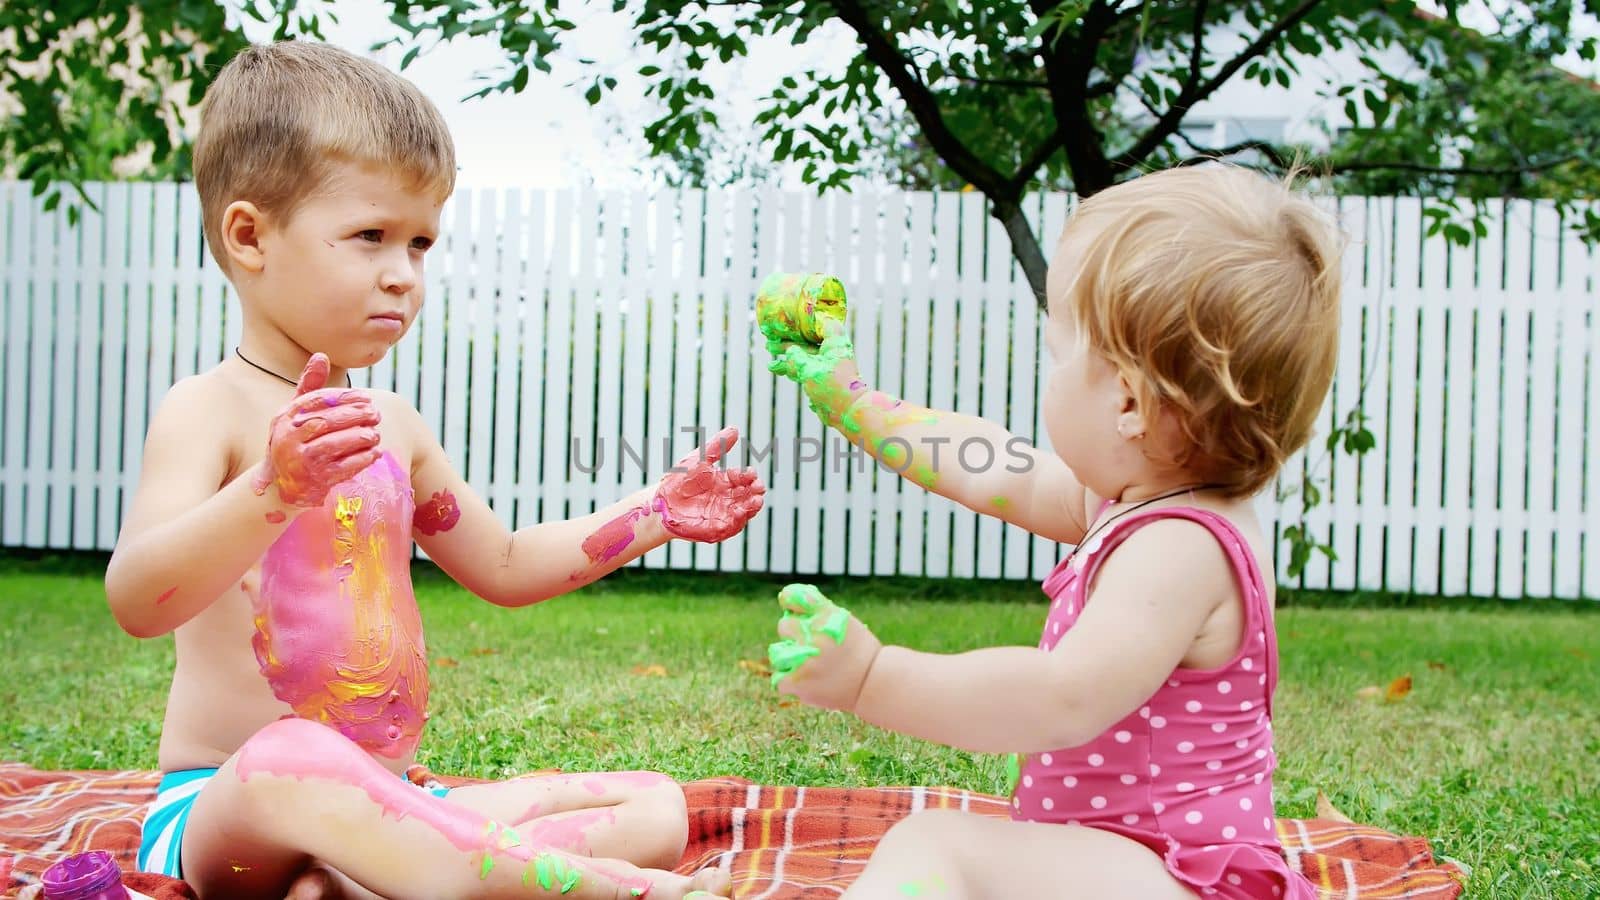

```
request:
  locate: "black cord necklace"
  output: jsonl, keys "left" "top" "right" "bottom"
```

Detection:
{"left": 235, "top": 347, "right": 352, "bottom": 388}
{"left": 1067, "top": 483, "right": 1220, "bottom": 562}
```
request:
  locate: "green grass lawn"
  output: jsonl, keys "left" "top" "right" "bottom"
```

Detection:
{"left": 2, "top": 554, "right": 1597, "bottom": 898}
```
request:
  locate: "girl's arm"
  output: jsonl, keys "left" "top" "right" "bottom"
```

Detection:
{"left": 770, "top": 327, "right": 1087, "bottom": 545}
{"left": 771, "top": 518, "right": 1235, "bottom": 753}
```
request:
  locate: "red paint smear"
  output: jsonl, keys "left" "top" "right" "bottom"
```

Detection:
{"left": 414, "top": 489, "right": 461, "bottom": 535}
{"left": 156, "top": 586, "right": 177, "bottom": 605}
{"left": 579, "top": 506, "right": 647, "bottom": 565}
{"left": 264, "top": 510, "right": 286, "bottom": 524}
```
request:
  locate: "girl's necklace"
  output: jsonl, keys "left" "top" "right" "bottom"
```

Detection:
{"left": 1067, "top": 483, "right": 1221, "bottom": 563}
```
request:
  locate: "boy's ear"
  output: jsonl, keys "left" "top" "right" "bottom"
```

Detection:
{"left": 220, "top": 200, "right": 269, "bottom": 274}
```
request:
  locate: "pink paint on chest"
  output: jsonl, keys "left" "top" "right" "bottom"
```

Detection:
{"left": 250, "top": 452, "right": 430, "bottom": 758}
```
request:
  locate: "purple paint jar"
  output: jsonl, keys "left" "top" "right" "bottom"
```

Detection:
{"left": 40, "top": 851, "right": 129, "bottom": 900}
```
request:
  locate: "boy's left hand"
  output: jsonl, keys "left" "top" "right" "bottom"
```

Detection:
{"left": 654, "top": 426, "right": 765, "bottom": 542}
{"left": 769, "top": 584, "right": 882, "bottom": 713}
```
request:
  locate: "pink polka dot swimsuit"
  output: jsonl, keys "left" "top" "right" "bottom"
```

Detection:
{"left": 1012, "top": 505, "right": 1316, "bottom": 900}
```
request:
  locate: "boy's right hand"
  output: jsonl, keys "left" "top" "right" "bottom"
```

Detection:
{"left": 252, "top": 353, "right": 382, "bottom": 507}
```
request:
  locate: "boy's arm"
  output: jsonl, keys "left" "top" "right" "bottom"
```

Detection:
{"left": 771, "top": 329, "right": 1087, "bottom": 545}
{"left": 104, "top": 360, "right": 381, "bottom": 637}
{"left": 771, "top": 519, "right": 1230, "bottom": 753}
{"left": 405, "top": 406, "right": 762, "bottom": 607}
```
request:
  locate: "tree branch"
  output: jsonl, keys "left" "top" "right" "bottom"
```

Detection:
{"left": 956, "top": 74, "right": 1050, "bottom": 90}
{"left": 826, "top": 0, "right": 1011, "bottom": 198}
{"left": 1187, "top": 0, "right": 1210, "bottom": 89}
{"left": 1175, "top": 138, "right": 1292, "bottom": 168}
{"left": 1111, "top": 0, "right": 1325, "bottom": 173}
{"left": 1007, "top": 126, "right": 1066, "bottom": 192}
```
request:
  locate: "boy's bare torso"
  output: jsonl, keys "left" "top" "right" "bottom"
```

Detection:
{"left": 159, "top": 366, "right": 424, "bottom": 776}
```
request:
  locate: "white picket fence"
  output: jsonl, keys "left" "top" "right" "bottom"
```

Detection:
{"left": 1, "top": 181, "right": 1596, "bottom": 599}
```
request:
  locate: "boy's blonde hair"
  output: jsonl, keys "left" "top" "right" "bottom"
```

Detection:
{"left": 193, "top": 40, "right": 456, "bottom": 271}
{"left": 1058, "top": 165, "right": 1343, "bottom": 497}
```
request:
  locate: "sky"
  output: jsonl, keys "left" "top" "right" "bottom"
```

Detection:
{"left": 235, "top": 0, "right": 1600, "bottom": 191}
{"left": 235, "top": 0, "right": 854, "bottom": 189}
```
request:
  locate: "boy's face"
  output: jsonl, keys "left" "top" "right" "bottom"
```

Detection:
{"left": 248, "top": 162, "right": 444, "bottom": 369}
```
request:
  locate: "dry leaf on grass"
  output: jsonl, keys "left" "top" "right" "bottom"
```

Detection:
{"left": 1426, "top": 660, "right": 1448, "bottom": 672}
{"left": 434, "top": 657, "right": 460, "bottom": 668}
{"left": 631, "top": 664, "right": 668, "bottom": 677}
{"left": 1385, "top": 674, "right": 1413, "bottom": 701}
{"left": 470, "top": 647, "right": 500, "bottom": 656}
{"left": 738, "top": 658, "right": 773, "bottom": 677}
{"left": 1316, "top": 792, "right": 1355, "bottom": 823}
{"left": 1355, "top": 674, "right": 1413, "bottom": 702}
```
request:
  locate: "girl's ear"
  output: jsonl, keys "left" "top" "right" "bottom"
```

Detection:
{"left": 1114, "top": 372, "right": 1146, "bottom": 442}
{"left": 220, "top": 201, "right": 270, "bottom": 274}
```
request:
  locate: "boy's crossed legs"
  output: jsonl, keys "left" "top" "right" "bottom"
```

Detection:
{"left": 180, "top": 718, "right": 729, "bottom": 899}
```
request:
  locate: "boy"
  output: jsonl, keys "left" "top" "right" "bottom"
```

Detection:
{"left": 105, "top": 40, "right": 754, "bottom": 900}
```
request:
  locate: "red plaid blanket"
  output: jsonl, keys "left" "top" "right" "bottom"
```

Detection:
{"left": 2, "top": 765, "right": 1464, "bottom": 899}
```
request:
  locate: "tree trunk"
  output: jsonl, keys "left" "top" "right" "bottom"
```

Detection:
{"left": 992, "top": 197, "right": 1050, "bottom": 310}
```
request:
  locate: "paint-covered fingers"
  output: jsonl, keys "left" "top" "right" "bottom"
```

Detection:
{"left": 768, "top": 584, "right": 881, "bottom": 713}
{"left": 256, "top": 388, "right": 383, "bottom": 508}
{"left": 673, "top": 426, "right": 739, "bottom": 470}
{"left": 289, "top": 394, "right": 381, "bottom": 435}
{"left": 654, "top": 437, "right": 766, "bottom": 542}
{"left": 293, "top": 352, "right": 332, "bottom": 396}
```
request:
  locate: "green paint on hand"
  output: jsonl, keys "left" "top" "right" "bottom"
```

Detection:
{"left": 756, "top": 272, "right": 848, "bottom": 345}
{"left": 769, "top": 584, "right": 860, "bottom": 688}
{"left": 768, "top": 639, "right": 821, "bottom": 686}
{"left": 992, "top": 495, "right": 1011, "bottom": 510}
{"left": 535, "top": 856, "right": 554, "bottom": 890}
{"left": 480, "top": 852, "right": 494, "bottom": 880}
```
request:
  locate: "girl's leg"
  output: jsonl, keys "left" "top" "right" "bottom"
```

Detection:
{"left": 180, "top": 718, "right": 726, "bottom": 900}
{"left": 842, "top": 809, "right": 1198, "bottom": 900}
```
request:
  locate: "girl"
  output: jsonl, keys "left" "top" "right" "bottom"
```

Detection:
{"left": 764, "top": 165, "right": 1340, "bottom": 899}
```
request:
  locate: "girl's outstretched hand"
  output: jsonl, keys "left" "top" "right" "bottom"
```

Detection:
{"left": 768, "top": 584, "right": 883, "bottom": 713}
{"left": 653, "top": 426, "right": 765, "bottom": 542}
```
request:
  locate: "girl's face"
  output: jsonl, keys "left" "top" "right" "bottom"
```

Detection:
{"left": 1040, "top": 231, "right": 1146, "bottom": 499}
